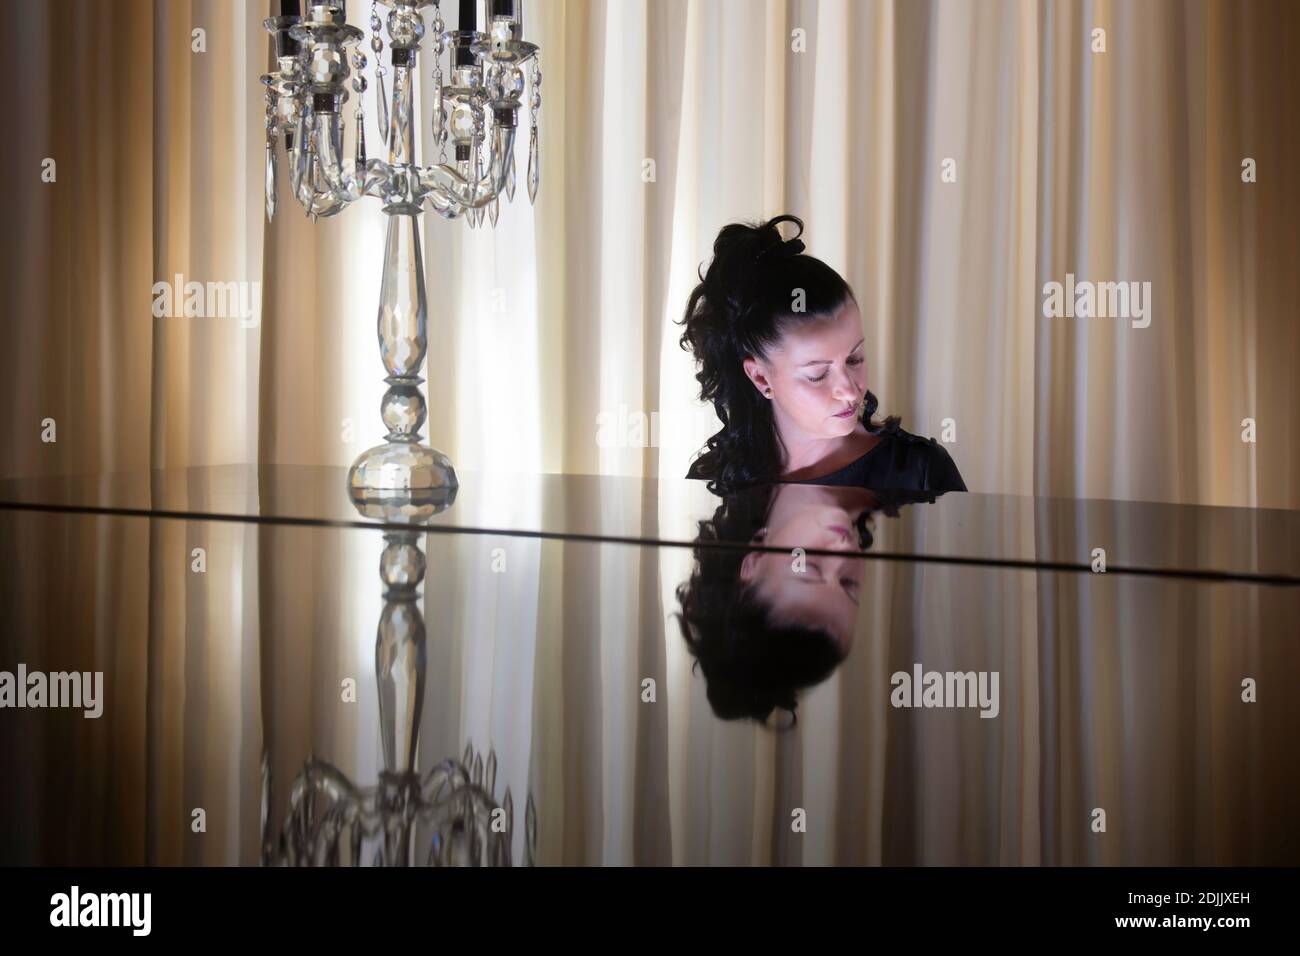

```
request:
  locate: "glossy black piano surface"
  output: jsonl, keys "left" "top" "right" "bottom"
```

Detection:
{"left": 0, "top": 470, "right": 1296, "bottom": 865}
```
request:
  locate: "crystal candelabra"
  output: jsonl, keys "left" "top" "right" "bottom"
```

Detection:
{"left": 260, "top": 0, "right": 541, "bottom": 506}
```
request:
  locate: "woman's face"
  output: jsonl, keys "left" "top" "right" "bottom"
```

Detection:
{"left": 743, "top": 298, "right": 868, "bottom": 441}
{"left": 738, "top": 484, "right": 877, "bottom": 652}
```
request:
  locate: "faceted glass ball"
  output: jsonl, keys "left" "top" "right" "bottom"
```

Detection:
{"left": 505, "top": 67, "right": 526, "bottom": 98}
{"left": 382, "top": 385, "right": 427, "bottom": 436}
{"left": 387, "top": 10, "right": 426, "bottom": 47}
{"left": 309, "top": 46, "right": 345, "bottom": 86}
{"left": 449, "top": 102, "right": 478, "bottom": 140}
{"left": 380, "top": 540, "right": 426, "bottom": 589}
{"left": 486, "top": 65, "right": 525, "bottom": 103}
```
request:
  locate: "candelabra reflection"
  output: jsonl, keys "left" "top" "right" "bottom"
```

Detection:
{"left": 262, "top": 504, "right": 535, "bottom": 866}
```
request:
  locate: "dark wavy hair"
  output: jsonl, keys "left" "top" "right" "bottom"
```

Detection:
{"left": 673, "top": 484, "right": 884, "bottom": 725}
{"left": 674, "top": 484, "right": 938, "bottom": 724}
{"left": 678, "top": 214, "right": 899, "bottom": 492}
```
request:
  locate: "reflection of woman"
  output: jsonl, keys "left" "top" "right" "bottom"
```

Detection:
{"left": 675, "top": 483, "right": 933, "bottom": 724}
{"left": 679, "top": 214, "right": 967, "bottom": 494}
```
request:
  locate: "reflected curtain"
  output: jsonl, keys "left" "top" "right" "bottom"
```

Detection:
{"left": 7, "top": 510, "right": 1297, "bottom": 865}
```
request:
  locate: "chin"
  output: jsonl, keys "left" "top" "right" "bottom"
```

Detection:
{"left": 825, "top": 414, "right": 859, "bottom": 437}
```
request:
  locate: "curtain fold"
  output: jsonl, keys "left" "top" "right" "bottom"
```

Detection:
{"left": 2, "top": 0, "right": 1297, "bottom": 506}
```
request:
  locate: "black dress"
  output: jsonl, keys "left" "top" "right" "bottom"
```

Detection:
{"left": 685, "top": 418, "right": 968, "bottom": 493}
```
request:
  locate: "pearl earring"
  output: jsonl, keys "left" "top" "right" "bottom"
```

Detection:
{"left": 764, "top": 387, "right": 773, "bottom": 398}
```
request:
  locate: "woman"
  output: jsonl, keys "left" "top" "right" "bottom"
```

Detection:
{"left": 679, "top": 214, "right": 967, "bottom": 493}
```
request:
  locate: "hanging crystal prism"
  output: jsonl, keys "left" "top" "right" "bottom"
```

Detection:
{"left": 527, "top": 125, "right": 539, "bottom": 205}
{"left": 371, "top": 2, "right": 389, "bottom": 147}
{"left": 469, "top": 141, "right": 483, "bottom": 227}
{"left": 265, "top": 140, "right": 277, "bottom": 222}
{"left": 307, "top": 116, "right": 321, "bottom": 222}
{"left": 527, "top": 57, "right": 541, "bottom": 205}
{"left": 351, "top": 51, "right": 369, "bottom": 171}
{"left": 376, "top": 71, "right": 390, "bottom": 147}
{"left": 488, "top": 194, "right": 499, "bottom": 228}
{"left": 432, "top": 90, "right": 445, "bottom": 145}
{"left": 505, "top": 149, "right": 516, "bottom": 202}
{"left": 311, "top": 134, "right": 325, "bottom": 194}
{"left": 264, "top": 86, "right": 278, "bottom": 222}
{"left": 431, "top": 2, "right": 447, "bottom": 148}
{"left": 291, "top": 109, "right": 308, "bottom": 196}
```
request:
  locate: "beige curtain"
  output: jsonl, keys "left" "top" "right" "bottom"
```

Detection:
{"left": 2, "top": 0, "right": 1297, "bottom": 507}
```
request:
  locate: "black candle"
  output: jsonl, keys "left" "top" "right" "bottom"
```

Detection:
{"left": 490, "top": 1, "right": 516, "bottom": 17}
{"left": 454, "top": 36, "right": 473, "bottom": 67}
{"left": 454, "top": 0, "right": 478, "bottom": 67}
{"left": 276, "top": 0, "right": 301, "bottom": 58}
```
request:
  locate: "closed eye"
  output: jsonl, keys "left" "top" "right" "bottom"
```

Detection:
{"left": 809, "top": 356, "right": 864, "bottom": 383}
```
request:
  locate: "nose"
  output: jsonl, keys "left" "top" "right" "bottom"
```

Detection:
{"left": 831, "top": 364, "right": 859, "bottom": 403}
{"left": 822, "top": 533, "right": 855, "bottom": 554}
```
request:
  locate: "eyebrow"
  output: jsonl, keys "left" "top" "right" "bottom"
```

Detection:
{"left": 798, "top": 338, "right": 865, "bottom": 367}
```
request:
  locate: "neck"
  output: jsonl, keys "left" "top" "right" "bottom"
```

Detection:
{"left": 774, "top": 411, "right": 868, "bottom": 478}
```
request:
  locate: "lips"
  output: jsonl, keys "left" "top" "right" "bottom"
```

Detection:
{"left": 833, "top": 405, "right": 858, "bottom": 419}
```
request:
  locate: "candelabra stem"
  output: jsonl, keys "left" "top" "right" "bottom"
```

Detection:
{"left": 347, "top": 209, "right": 458, "bottom": 501}
{"left": 376, "top": 530, "right": 427, "bottom": 774}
